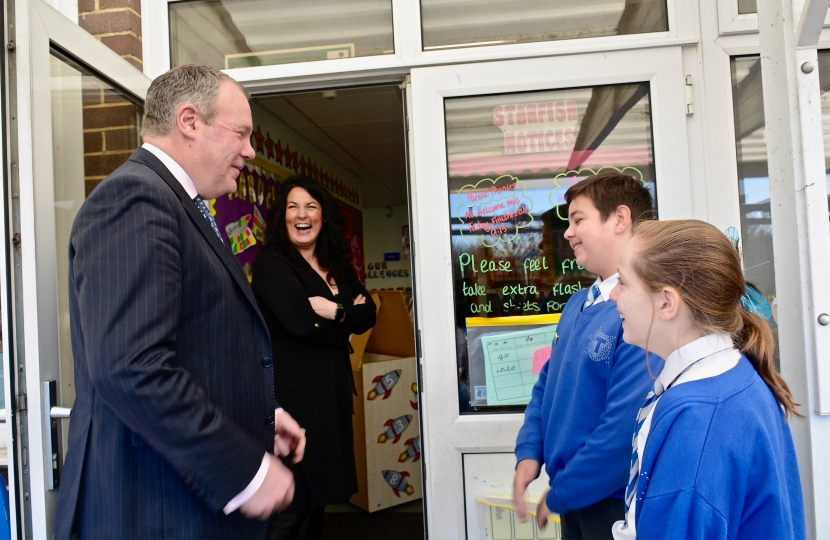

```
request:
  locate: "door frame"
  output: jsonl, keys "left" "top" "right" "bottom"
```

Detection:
{"left": 408, "top": 45, "right": 692, "bottom": 537}
{"left": 6, "top": 0, "right": 149, "bottom": 536}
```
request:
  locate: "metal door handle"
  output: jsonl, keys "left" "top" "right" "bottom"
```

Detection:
{"left": 50, "top": 407, "right": 71, "bottom": 419}
{"left": 43, "top": 381, "right": 69, "bottom": 490}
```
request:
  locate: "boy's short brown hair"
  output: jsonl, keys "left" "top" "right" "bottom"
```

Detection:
{"left": 564, "top": 171, "right": 655, "bottom": 223}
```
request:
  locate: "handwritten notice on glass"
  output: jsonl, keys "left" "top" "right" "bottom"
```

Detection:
{"left": 481, "top": 325, "right": 558, "bottom": 406}
{"left": 446, "top": 84, "right": 658, "bottom": 412}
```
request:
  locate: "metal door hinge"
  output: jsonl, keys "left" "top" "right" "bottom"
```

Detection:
{"left": 685, "top": 75, "right": 694, "bottom": 115}
{"left": 17, "top": 394, "right": 26, "bottom": 411}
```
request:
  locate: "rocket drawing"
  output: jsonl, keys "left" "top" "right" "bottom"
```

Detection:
{"left": 367, "top": 370, "right": 401, "bottom": 400}
{"left": 410, "top": 382, "right": 418, "bottom": 410}
{"left": 398, "top": 436, "right": 421, "bottom": 462}
{"left": 382, "top": 470, "right": 414, "bottom": 497}
{"left": 378, "top": 415, "right": 412, "bottom": 443}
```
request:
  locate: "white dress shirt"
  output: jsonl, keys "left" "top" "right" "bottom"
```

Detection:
{"left": 611, "top": 333, "right": 741, "bottom": 539}
{"left": 588, "top": 273, "right": 620, "bottom": 306}
{"left": 142, "top": 143, "right": 198, "bottom": 199}
{"left": 141, "top": 142, "right": 272, "bottom": 514}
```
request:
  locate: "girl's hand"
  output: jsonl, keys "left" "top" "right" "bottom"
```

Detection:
{"left": 353, "top": 294, "right": 366, "bottom": 305}
{"left": 536, "top": 490, "right": 551, "bottom": 530}
{"left": 309, "top": 296, "right": 337, "bottom": 320}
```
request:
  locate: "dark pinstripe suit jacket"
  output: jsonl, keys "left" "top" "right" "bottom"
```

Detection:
{"left": 53, "top": 148, "right": 278, "bottom": 539}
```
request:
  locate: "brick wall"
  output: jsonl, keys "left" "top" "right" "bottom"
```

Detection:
{"left": 81, "top": 84, "right": 141, "bottom": 196}
{"left": 78, "top": 0, "right": 142, "bottom": 69}
{"left": 78, "top": 0, "right": 143, "bottom": 195}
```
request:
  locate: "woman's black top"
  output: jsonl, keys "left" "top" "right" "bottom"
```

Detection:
{"left": 251, "top": 245, "right": 376, "bottom": 511}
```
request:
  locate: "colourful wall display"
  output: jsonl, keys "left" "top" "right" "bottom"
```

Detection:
{"left": 212, "top": 121, "right": 365, "bottom": 281}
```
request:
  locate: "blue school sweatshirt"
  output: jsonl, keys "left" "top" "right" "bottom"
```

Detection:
{"left": 515, "top": 288, "right": 663, "bottom": 514}
{"left": 634, "top": 356, "right": 805, "bottom": 540}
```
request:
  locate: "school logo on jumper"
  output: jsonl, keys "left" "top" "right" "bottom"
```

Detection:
{"left": 587, "top": 329, "right": 615, "bottom": 362}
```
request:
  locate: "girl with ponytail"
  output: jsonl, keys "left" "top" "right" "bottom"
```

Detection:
{"left": 608, "top": 219, "right": 805, "bottom": 540}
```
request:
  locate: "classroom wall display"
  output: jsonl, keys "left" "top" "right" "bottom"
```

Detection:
{"left": 212, "top": 118, "right": 365, "bottom": 281}
{"left": 445, "top": 84, "right": 659, "bottom": 413}
{"left": 363, "top": 206, "right": 412, "bottom": 289}
{"left": 213, "top": 161, "right": 280, "bottom": 277}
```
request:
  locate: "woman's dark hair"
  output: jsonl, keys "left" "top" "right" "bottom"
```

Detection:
{"left": 265, "top": 175, "right": 352, "bottom": 286}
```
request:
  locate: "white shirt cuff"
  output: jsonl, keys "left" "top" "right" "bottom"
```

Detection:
{"left": 222, "top": 408, "right": 285, "bottom": 515}
{"left": 223, "top": 453, "right": 269, "bottom": 515}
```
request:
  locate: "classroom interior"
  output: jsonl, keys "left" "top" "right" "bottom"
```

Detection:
{"left": 247, "top": 85, "right": 424, "bottom": 539}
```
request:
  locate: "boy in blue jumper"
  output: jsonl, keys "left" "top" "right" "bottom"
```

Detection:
{"left": 512, "top": 172, "right": 663, "bottom": 540}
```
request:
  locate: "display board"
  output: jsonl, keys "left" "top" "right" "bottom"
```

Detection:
{"left": 445, "top": 84, "right": 658, "bottom": 412}
{"left": 212, "top": 154, "right": 365, "bottom": 281}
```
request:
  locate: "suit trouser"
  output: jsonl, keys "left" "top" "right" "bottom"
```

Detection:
{"left": 265, "top": 505, "right": 324, "bottom": 540}
{"left": 560, "top": 497, "right": 624, "bottom": 540}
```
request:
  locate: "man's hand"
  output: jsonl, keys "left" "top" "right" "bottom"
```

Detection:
{"left": 274, "top": 410, "right": 306, "bottom": 464}
{"left": 238, "top": 455, "right": 295, "bottom": 520}
{"left": 512, "top": 459, "right": 541, "bottom": 523}
{"left": 536, "top": 489, "right": 551, "bottom": 530}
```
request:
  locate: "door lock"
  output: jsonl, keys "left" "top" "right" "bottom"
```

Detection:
{"left": 819, "top": 313, "right": 830, "bottom": 326}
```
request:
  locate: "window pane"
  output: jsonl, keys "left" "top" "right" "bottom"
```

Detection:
{"left": 730, "top": 52, "right": 830, "bottom": 366}
{"left": 446, "top": 84, "right": 657, "bottom": 412}
{"left": 819, "top": 50, "right": 830, "bottom": 230}
{"left": 738, "top": 0, "right": 757, "bottom": 14}
{"left": 170, "top": 0, "right": 394, "bottom": 70}
{"left": 421, "top": 0, "right": 668, "bottom": 51}
{"left": 51, "top": 51, "right": 143, "bottom": 420}
{"left": 731, "top": 57, "right": 775, "bottom": 302}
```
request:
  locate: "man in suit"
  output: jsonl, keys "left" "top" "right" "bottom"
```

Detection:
{"left": 53, "top": 65, "right": 306, "bottom": 539}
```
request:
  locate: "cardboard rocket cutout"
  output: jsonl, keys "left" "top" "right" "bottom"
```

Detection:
{"left": 398, "top": 436, "right": 421, "bottom": 462}
{"left": 382, "top": 470, "right": 414, "bottom": 497}
{"left": 378, "top": 415, "right": 412, "bottom": 443}
{"left": 367, "top": 369, "right": 401, "bottom": 400}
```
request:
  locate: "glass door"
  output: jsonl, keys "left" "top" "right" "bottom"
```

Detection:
{"left": 6, "top": 1, "right": 150, "bottom": 537}
{"left": 408, "top": 47, "right": 692, "bottom": 538}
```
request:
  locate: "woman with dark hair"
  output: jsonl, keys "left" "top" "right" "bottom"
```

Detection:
{"left": 252, "top": 176, "right": 376, "bottom": 539}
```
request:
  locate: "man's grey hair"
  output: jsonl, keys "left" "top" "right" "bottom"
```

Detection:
{"left": 141, "top": 64, "right": 249, "bottom": 137}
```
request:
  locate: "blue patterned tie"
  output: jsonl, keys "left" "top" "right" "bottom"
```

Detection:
{"left": 193, "top": 196, "right": 223, "bottom": 243}
{"left": 582, "top": 285, "right": 601, "bottom": 311}
{"left": 625, "top": 377, "right": 664, "bottom": 515}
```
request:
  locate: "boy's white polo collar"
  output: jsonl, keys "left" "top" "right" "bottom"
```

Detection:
{"left": 589, "top": 273, "right": 619, "bottom": 305}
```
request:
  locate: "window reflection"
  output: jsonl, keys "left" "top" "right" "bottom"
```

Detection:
{"left": 445, "top": 84, "right": 656, "bottom": 412}
{"left": 170, "top": 0, "right": 394, "bottom": 69}
{"left": 421, "top": 0, "right": 668, "bottom": 51}
{"left": 50, "top": 51, "right": 142, "bottom": 420}
{"left": 730, "top": 51, "right": 830, "bottom": 366}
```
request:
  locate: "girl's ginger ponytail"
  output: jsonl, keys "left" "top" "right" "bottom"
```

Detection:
{"left": 737, "top": 309, "right": 803, "bottom": 419}
{"left": 631, "top": 219, "right": 802, "bottom": 420}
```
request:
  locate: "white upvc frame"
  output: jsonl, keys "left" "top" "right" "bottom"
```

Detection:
{"left": 144, "top": 0, "right": 699, "bottom": 87}
{"left": 717, "top": 0, "right": 830, "bottom": 35}
{"left": 408, "top": 46, "right": 691, "bottom": 538}
{"left": 0, "top": 21, "right": 15, "bottom": 540}
{"left": 11, "top": 0, "right": 150, "bottom": 536}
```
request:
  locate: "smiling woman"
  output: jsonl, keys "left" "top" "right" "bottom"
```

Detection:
{"left": 250, "top": 176, "right": 377, "bottom": 539}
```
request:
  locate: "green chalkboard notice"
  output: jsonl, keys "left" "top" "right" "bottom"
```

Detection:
{"left": 445, "top": 83, "right": 658, "bottom": 413}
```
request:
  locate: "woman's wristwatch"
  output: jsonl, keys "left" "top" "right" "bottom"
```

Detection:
{"left": 335, "top": 303, "right": 345, "bottom": 322}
